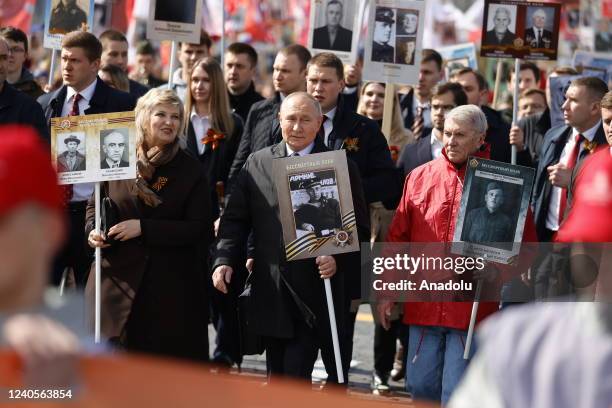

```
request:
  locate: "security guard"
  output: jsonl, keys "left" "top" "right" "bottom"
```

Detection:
{"left": 371, "top": 7, "right": 395, "bottom": 63}
{"left": 49, "top": 0, "right": 87, "bottom": 34}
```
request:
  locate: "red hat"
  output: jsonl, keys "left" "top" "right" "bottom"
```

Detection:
{"left": 557, "top": 148, "right": 612, "bottom": 242}
{"left": 0, "top": 125, "right": 63, "bottom": 216}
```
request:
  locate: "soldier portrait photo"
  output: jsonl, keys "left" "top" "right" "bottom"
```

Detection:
{"left": 311, "top": 0, "right": 354, "bottom": 52}
{"left": 524, "top": 7, "right": 555, "bottom": 49}
{"left": 291, "top": 171, "right": 342, "bottom": 238}
{"left": 461, "top": 180, "right": 517, "bottom": 250}
{"left": 56, "top": 132, "right": 86, "bottom": 173}
{"left": 48, "top": 0, "right": 89, "bottom": 35}
{"left": 396, "top": 9, "right": 419, "bottom": 36}
{"left": 371, "top": 7, "right": 395, "bottom": 63}
{"left": 483, "top": 3, "right": 517, "bottom": 46}
{"left": 99, "top": 128, "right": 129, "bottom": 169}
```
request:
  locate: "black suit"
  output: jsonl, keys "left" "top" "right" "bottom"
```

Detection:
{"left": 312, "top": 25, "right": 353, "bottom": 52}
{"left": 398, "top": 88, "right": 432, "bottom": 136}
{"left": 0, "top": 81, "right": 48, "bottom": 142}
{"left": 517, "top": 108, "right": 552, "bottom": 169}
{"left": 524, "top": 27, "right": 553, "bottom": 48}
{"left": 100, "top": 159, "right": 129, "bottom": 169}
{"left": 128, "top": 79, "right": 150, "bottom": 99}
{"left": 213, "top": 138, "right": 369, "bottom": 382}
{"left": 38, "top": 78, "right": 136, "bottom": 287}
{"left": 397, "top": 129, "right": 434, "bottom": 176}
{"left": 227, "top": 82, "right": 264, "bottom": 124}
{"left": 484, "top": 29, "right": 516, "bottom": 45}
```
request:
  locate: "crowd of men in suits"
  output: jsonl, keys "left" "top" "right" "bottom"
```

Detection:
{"left": 0, "top": 17, "right": 611, "bottom": 405}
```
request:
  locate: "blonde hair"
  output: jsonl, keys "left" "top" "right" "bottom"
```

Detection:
{"left": 185, "top": 57, "right": 234, "bottom": 139}
{"left": 357, "top": 81, "right": 414, "bottom": 147}
{"left": 135, "top": 88, "right": 185, "bottom": 149}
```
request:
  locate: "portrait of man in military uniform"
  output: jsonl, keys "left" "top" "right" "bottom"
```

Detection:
{"left": 371, "top": 7, "right": 395, "bottom": 63}
{"left": 462, "top": 181, "right": 514, "bottom": 248}
{"left": 48, "top": 0, "right": 88, "bottom": 35}
{"left": 56, "top": 133, "right": 86, "bottom": 173}
{"left": 293, "top": 178, "right": 342, "bottom": 238}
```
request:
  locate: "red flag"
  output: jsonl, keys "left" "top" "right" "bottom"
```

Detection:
{"left": 0, "top": 0, "right": 36, "bottom": 32}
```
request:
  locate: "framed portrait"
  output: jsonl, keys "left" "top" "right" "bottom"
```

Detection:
{"left": 272, "top": 150, "right": 359, "bottom": 261}
{"left": 308, "top": 0, "right": 362, "bottom": 64}
{"left": 147, "top": 0, "right": 203, "bottom": 43}
{"left": 363, "top": 0, "right": 426, "bottom": 85}
{"left": 480, "top": 0, "right": 561, "bottom": 61}
{"left": 438, "top": 43, "right": 478, "bottom": 77}
{"left": 43, "top": 0, "right": 95, "bottom": 50}
{"left": 51, "top": 112, "right": 136, "bottom": 185}
{"left": 452, "top": 158, "right": 535, "bottom": 264}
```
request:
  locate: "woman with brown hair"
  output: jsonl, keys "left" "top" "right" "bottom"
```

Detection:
{"left": 86, "top": 88, "right": 214, "bottom": 361}
{"left": 184, "top": 57, "right": 243, "bottom": 211}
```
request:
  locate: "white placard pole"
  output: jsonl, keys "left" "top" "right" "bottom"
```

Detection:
{"left": 48, "top": 49, "right": 57, "bottom": 88}
{"left": 324, "top": 278, "right": 344, "bottom": 383}
{"left": 511, "top": 58, "right": 520, "bottom": 165}
{"left": 167, "top": 41, "right": 178, "bottom": 90}
{"left": 463, "top": 278, "right": 483, "bottom": 359}
{"left": 94, "top": 182, "right": 101, "bottom": 343}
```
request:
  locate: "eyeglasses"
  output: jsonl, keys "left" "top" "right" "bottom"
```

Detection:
{"left": 8, "top": 47, "right": 25, "bottom": 55}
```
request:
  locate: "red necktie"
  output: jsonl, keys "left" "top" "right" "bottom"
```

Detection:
{"left": 558, "top": 133, "right": 584, "bottom": 224}
{"left": 63, "top": 93, "right": 83, "bottom": 202}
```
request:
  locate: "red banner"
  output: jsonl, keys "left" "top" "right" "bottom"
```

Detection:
{"left": 0, "top": 0, "right": 36, "bottom": 33}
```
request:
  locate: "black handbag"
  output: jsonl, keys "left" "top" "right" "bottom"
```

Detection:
{"left": 100, "top": 183, "right": 119, "bottom": 245}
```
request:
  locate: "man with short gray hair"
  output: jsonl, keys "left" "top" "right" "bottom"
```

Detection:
{"left": 525, "top": 8, "right": 553, "bottom": 48}
{"left": 484, "top": 7, "right": 517, "bottom": 45}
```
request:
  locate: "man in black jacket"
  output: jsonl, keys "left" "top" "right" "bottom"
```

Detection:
{"left": 38, "top": 31, "right": 136, "bottom": 287}
{"left": 224, "top": 42, "right": 264, "bottom": 123}
{"left": 0, "top": 39, "right": 48, "bottom": 141}
{"left": 99, "top": 30, "right": 149, "bottom": 99}
{"left": 228, "top": 44, "right": 311, "bottom": 182}
{"left": 0, "top": 26, "right": 44, "bottom": 100}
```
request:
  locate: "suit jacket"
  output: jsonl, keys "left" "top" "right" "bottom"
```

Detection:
{"left": 524, "top": 27, "right": 553, "bottom": 48}
{"left": 213, "top": 139, "right": 369, "bottom": 338}
{"left": 518, "top": 108, "right": 552, "bottom": 169}
{"left": 57, "top": 151, "right": 86, "bottom": 172}
{"left": 100, "top": 159, "right": 129, "bottom": 169}
{"left": 0, "top": 81, "right": 48, "bottom": 142}
{"left": 532, "top": 123, "right": 606, "bottom": 240}
{"left": 398, "top": 88, "right": 432, "bottom": 136}
{"left": 37, "top": 77, "right": 136, "bottom": 129}
{"left": 397, "top": 130, "right": 433, "bottom": 176}
{"left": 312, "top": 25, "right": 353, "bottom": 52}
{"left": 128, "top": 79, "right": 150, "bottom": 99}
{"left": 484, "top": 29, "right": 516, "bottom": 45}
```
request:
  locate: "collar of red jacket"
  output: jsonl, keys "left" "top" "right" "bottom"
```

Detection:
{"left": 441, "top": 142, "right": 491, "bottom": 174}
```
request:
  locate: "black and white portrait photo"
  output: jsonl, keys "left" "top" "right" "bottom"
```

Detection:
{"left": 461, "top": 181, "right": 516, "bottom": 250}
{"left": 524, "top": 7, "right": 555, "bottom": 49}
{"left": 48, "top": 0, "right": 89, "bottom": 35}
{"left": 483, "top": 3, "right": 518, "bottom": 46}
{"left": 371, "top": 7, "right": 396, "bottom": 63}
{"left": 154, "top": 0, "right": 196, "bottom": 24}
{"left": 311, "top": 0, "right": 354, "bottom": 52}
{"left": 396, "top": 9, "right": 419, "bottom": 36}
{"left": 100, "top": 128, "right": 129, "bottom": 169}
{"left": 396, "top": 37, "right": 416, "bottom": 65}
{"left": 56, "top": 132, "right": 86, "bottom": 173}
{"left": 290, "top": 171, "right": 342, "bottom": 238}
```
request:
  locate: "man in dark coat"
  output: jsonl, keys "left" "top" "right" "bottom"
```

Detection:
{"left": 100, "top": 30, "right": 149, "bottom": 100}
{"left": 213, "top": 92, "right": 369, "bottom": 383}
{"left": 57, "top": 135, "right": 86, "bottom": 172}
{"left": 224, "top": 42, "right": 264, "bottom": 123}
{"left": 371, "top": 8, "right": 394, "bottom": 63}
{"left": 524, "top": 8, "right": 553, "bottom": 49}
{"left": 228, "top": 44, "right": 311, "bottom": 183}
{"left": 0, "top": 38, "right": 48, "bottom": 141}
{"left": 484, "top": 6, "right": 517, "bottom": 46}
{"left": 312, "top": 0, "right": 353, "bottom": 52}
{"left": 38, "top": 31, "right": 136, "bottom": 287}
{"left": 49, "top": 0, "right": 88, "bottom": 34}
{"left": 0, "top": 27, "right": 44, "bottom": 100}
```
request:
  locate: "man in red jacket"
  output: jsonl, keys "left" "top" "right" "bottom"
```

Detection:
{"left": 378, "top": 105, "right": 537, "bottom": 404}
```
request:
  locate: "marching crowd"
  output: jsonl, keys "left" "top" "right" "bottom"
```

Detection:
{"left": 0, "top": 14, "right": 611, "bottom": 407}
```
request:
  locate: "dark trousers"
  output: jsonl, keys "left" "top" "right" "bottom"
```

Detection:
{"left": 51, "top": 201, "right": 92, "bottom": 287}
{"left": 374, "top": 319, "right": 405, "bottom": 374}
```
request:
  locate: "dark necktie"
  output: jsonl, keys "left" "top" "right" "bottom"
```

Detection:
{"left": 290, "top": 152, "right": 300, "bottom": 157}
{"left": 317, "top": 115, "right": 328, "bottom": 145}
{"left": 63, "top": 93, "right": 83, "bottom": 202}
{"left": 412, "top": 105, "right": 424, "bottom": 139}
{"left": 558, "top": 133, "right": 584, "bottom": 225}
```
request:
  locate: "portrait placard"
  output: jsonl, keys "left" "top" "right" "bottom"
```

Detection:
{"left": 51, "top": 111, "right": 136, "bottom": 185}
{"left": 480, "top": 0, "right": 561, "bottom": 61}
{"left": 362, "top": 0, "right": 426, "bottom": 85}
{"left": 272, "top": 150, "right": 359, "bottom": 261}
{"left": 43, "top": 0, "right": 95, "bottom": 50}
{"left": 438, "top": 43, "right": 478, "bottom": 78}
{"left": 452, "top": 158, "right": 535, "bottom": 264}
{"left": 147, "top": 0, "right": 203, "bottom": 43}
{"left": 308, "top": 0, "right": 361, "bottom": 64}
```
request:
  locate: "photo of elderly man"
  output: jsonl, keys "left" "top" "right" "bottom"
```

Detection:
{"left": 525, "top": 8, "right": 554, "bottom": 48}
{"left": 100, "top": 129, "right": 129, "bottom": 169}
{"left": 397, "top": 9, "right": 419, "bottom": 36}
{"left": 484, "top": 5, "right": 517, "bottom": 45}
{"left": 312, "top": 0, "right": 353, "bottom": 52}
{"left": 57, "top": 134, "right": 86, "bottom": 173}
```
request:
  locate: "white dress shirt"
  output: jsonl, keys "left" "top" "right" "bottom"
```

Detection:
{"left": 545, "top": 121, "right": 601, "bottom": 231}
{"left": 62, "top": 79, "right": 97, "bottom": 202}
{"left": 286, "top": 142, "right": 315, "bottom": 157}
{"left": 430, "top": 129, "right": 444, "bottom": 159}
{"left": 190, "top": 109, "right": 211, "bottom": 155}
{"left": 322, "top": 106, "right": 337, "bottom": 147}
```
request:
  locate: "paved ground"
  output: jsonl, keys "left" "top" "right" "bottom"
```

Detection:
{"left": 208, "top": 304, "right": 413, "bottom": 404}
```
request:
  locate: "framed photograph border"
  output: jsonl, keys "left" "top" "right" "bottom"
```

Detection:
{"left": 43, "top": 0, "right": 95, "bottom": 50}
{"left": 146, "top": 0, "right": 203, "bottom": 43}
